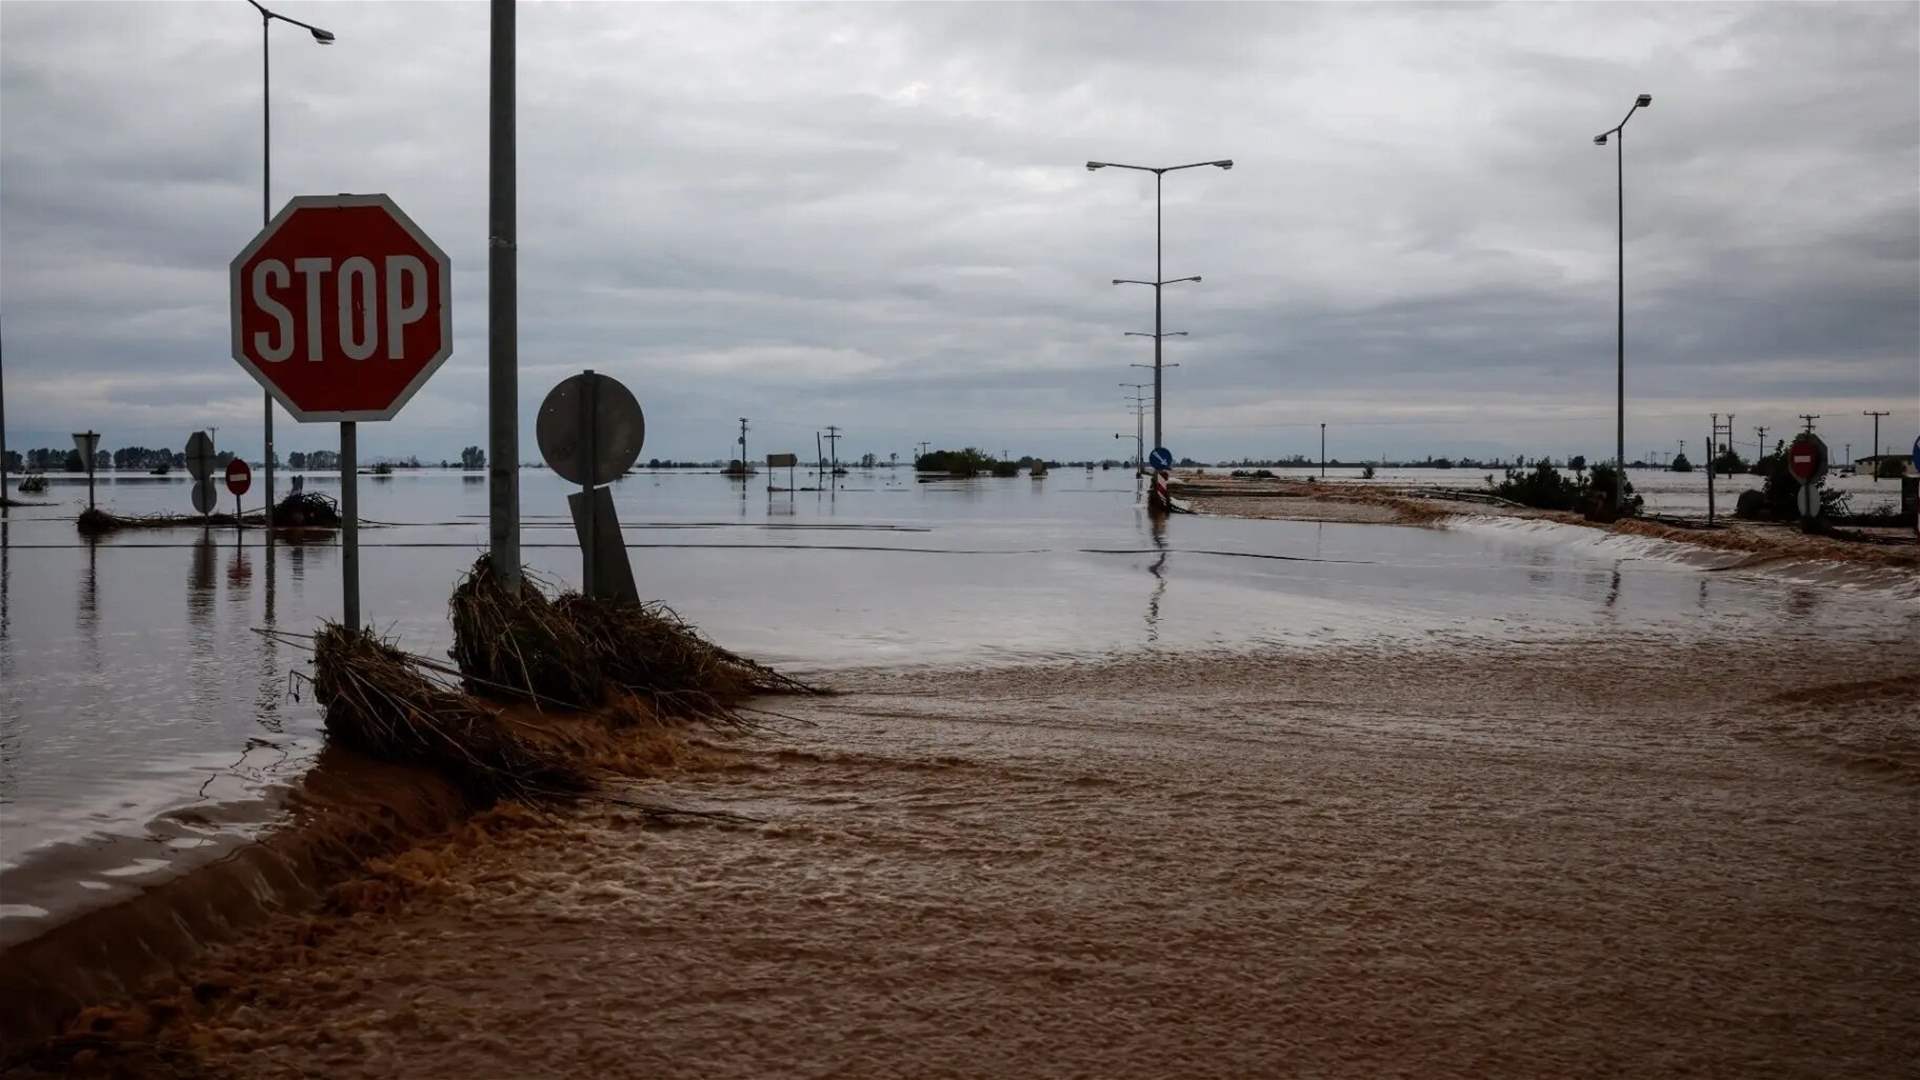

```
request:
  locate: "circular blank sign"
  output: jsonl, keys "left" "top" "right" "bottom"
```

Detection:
{"left": 537, "top": 372, "right": 645, "bottom": 486}
{"left": 190, "top": 478, "right": 218, "bottom": 515}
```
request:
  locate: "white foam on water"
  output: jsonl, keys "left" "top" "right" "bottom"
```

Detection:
{"left": 1443, "top": 514, "right": 1920, "bottom": 604}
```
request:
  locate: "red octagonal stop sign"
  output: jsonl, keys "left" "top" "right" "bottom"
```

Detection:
{"left": 230, "top": 193, "right": 451, "bottom": 422}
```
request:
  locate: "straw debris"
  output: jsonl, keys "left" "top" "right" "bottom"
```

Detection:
{"left": 312, "top": 623, "right": 589, "bottom": 803}
{"left": 273, "top": 490, "right": 341, "bottom": 528}
{"left": 448, "top": 555, "right": 821, "bottom": 723}
{"left": 556, "top": 591, "right": 820, "bottom": 724}
{"left": 448, "top": 556, "right": 600, "bottom": 707}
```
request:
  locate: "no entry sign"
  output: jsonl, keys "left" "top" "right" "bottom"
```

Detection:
{"left": 226, "top": 458, "right": 252, "bottom": 497}
{"left": 1786, "top": 433, "right": 1827, "bottom": 484}
{"left": 230, "top": 194, "right": 451, "bottom": 422}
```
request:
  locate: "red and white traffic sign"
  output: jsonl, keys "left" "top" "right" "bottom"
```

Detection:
{"left": 1786, "top": 433, "right": 1827, "bottom": 484}
{"left": 230, "top": 193, "right": 451, "bottom": 422}
{"left": 225, "top": 458, "right": 252, "bottom": 497}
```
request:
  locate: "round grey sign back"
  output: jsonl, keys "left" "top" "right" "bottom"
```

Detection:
{"left": 536, "top": 372, "right": 645, "bottom": 486}
{"left": 190, "top": 478, "right": 218, "bottom": 515}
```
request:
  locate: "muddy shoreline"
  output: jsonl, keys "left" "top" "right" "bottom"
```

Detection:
{"left": 8, "top": 631, "right": 1916, "bottom": 1078}
{"left": 1174, "top": 474, "right": 1920, "bottom": 570}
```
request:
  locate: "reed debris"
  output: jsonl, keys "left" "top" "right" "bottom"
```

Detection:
{"left": 311, "top": 623, "right": 589, "bottom": 803}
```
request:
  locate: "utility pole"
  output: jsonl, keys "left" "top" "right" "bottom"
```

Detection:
{"left": 1799, "top": 414, "right": 1820, "bottom": 433}
{"left": 737, "top": 417, "right": 749, "bottom": 474}
{"left": 487, "top": 0, "right": 521, "bottom": 588}
{"left": 1754, "top": 425, "right": 1768, "bottom": 463}
{"left": 1320, "top": 422, "right": 1326, "bottom": 479}
{"left": 824, "top": 426, "right": 841, "bottom": 474}
{"left": 1122, "top": 392, "right": 1148, "bottom": 473}
{"left": 1088, "top": 158, "right": 1232, "bottom": 454}
{"left": 0, "top": 315, "right": 7, "bottom": 511}
{"left": 916, "top": 440, "right": 931, "bottom": 463}
{"left": 1864, "top": 410, "right": 1890, "bottom": 481}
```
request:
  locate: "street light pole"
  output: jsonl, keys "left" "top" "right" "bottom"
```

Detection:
{"left": 1594, "top": 94, "right": 1651, "bottom": 514}
{"left": 1088, "top": 158, "right": 1231, "bottom": 453}
{"left": 247, "top": 0, "right": 333, "bottom": 538}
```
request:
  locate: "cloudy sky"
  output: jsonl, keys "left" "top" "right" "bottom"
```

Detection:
{"left": 2, "top": 1, "right": 1915, "bottom": 466}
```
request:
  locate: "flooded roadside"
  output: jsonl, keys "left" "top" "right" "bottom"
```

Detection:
{"left": 14, "top": 633, "right": 1915, "bottom": 1078}
{"left": 4, "top": 471, "right": 1917, "bottom": 1076}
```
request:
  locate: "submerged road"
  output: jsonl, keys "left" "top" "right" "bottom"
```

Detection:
{"left": 58, "top": 632, "right": 1918, "bottom": 1079}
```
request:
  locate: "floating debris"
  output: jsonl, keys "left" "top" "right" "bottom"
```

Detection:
{"left": 312, "top": 623, "right": 589, "bottom": 804}
{"left": 449, "top": 555, "right": 820, "bottom": 723}
{"left": 273, "top": 490, "right": 341, "bottom": 528}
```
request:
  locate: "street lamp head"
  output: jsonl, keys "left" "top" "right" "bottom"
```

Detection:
{"left": 1593, "top": 133, "right": 1608, "bottom": 146}
{"left": 1086, "top": 161, "right": 1106, "bottom": 171}
{"left": 1636, "top": 93, "right": 1652, "bottom": 107}
{"left": 310, "top": 27, "right": 335, "bottom": 43}
{"left": 1213, "top": 160, "right": 1234, "bottom": 170}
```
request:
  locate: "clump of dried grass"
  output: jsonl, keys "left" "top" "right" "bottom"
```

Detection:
{"left": 446, "top": 555, "right": 820, "bottom": 727}
{"left": 554, "top": 591, "right": 821, "bottom": 727}
{"left": 312, "top": 623, "right": 589, "bottom": 803}
{"left": 448, "top": 555, "right": 600, "bottom": 706}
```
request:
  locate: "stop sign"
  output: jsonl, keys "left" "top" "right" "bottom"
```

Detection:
{"left": 230, "top": 193, "right": 451, "bottom": 421}
{"left": 1786, "top": 432, "right": 1827, "bottom": 483}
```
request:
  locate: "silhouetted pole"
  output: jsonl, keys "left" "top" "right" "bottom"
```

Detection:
{"left": 341, "top": 422, "right": 358, "bottom": 630}
{"left": 1320, "top": 423, "right": 1326, "bottom": 478}
{"left": 488, "top": 0, "right": 521, "bottom": 587}
{"left": 737, "top": 417, "right": 749, "bottom": 475}
{"left": 1088, "top": 158, "right": 1231, "bottom": 451}
{"left": 245, "top": 2, "right": 333, "bottom": 537}
{"left": 1755, "top": 425, "right": 1767, "bottom": 463}
{"left": 1864, "top": 410, "right": 1889, "bottom": 480}
{"left": 1594, "top": 93, "right": 1652, "bottom": 513}
{"left": 0, "top": 316, "right": 8, "bottom": 510}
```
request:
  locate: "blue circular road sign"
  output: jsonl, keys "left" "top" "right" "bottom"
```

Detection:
{"left": 1147, "top": 446, "right": 1173, "bottom": 471}
{"left": 1910, "top": 434, "right": 1919, "bottom": 471}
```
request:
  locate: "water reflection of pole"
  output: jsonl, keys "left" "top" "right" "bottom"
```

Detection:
{"left": 1145, "top": 514, "right": 1168, "bottom": 644}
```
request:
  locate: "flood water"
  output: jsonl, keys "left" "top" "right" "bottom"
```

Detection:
{"left": 0, "top": 466, "right": 1914, "bottom": 943}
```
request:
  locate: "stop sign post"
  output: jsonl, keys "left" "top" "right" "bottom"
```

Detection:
{"left": 231, "top": 193, "right": 451, "bottom": 631}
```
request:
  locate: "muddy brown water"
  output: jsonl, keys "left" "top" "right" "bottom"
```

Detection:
{"left": 20, "top": 635, "right": 1916, "bottom": 1079}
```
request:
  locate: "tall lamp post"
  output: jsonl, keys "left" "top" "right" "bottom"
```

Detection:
{"left": 1593, "top": 94, "right": 1651, "bottom": 513}
{"left": 245, "top": 0, "right": 334, "bottom": 536}
{"left": 1087, "top": 159, "right": 1232, "bottom": 452}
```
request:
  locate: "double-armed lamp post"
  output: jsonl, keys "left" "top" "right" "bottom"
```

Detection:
{"left": 1593, "top": 94, "right": 1651, "bottom": 513}
{"left": 1087, "top": 159, "right": 1232, "bottom": 453}
{"left": 244, "top": 0, "right": 334, "bottom": 533}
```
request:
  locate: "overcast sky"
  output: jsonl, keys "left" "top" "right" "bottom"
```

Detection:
{"left": 3, "top": 1, "right": 1916, "bottom": 465}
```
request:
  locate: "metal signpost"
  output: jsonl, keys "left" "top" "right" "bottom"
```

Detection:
{"left": 186, "top": 431, "right": 218, "bottom": 516}
{"left": 70, "top": 431, "right": 100, "bottom": 510}
{"left": 230, "top": 193, "right": 451, "bottom": 632}
{"left": 537, "top": 371, "right": 645, "bottom": 603}
{"left": 767, "top": 452, "right": 798, "bottom": 493}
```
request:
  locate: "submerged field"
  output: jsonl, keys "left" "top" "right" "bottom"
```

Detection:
{"left": 2, "top": 468, "right": 1915, "bottom": 1074}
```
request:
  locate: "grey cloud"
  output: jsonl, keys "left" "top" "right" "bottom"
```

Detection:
{"left": 1, "top": 1, "right": 1914, "bottom": 467}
